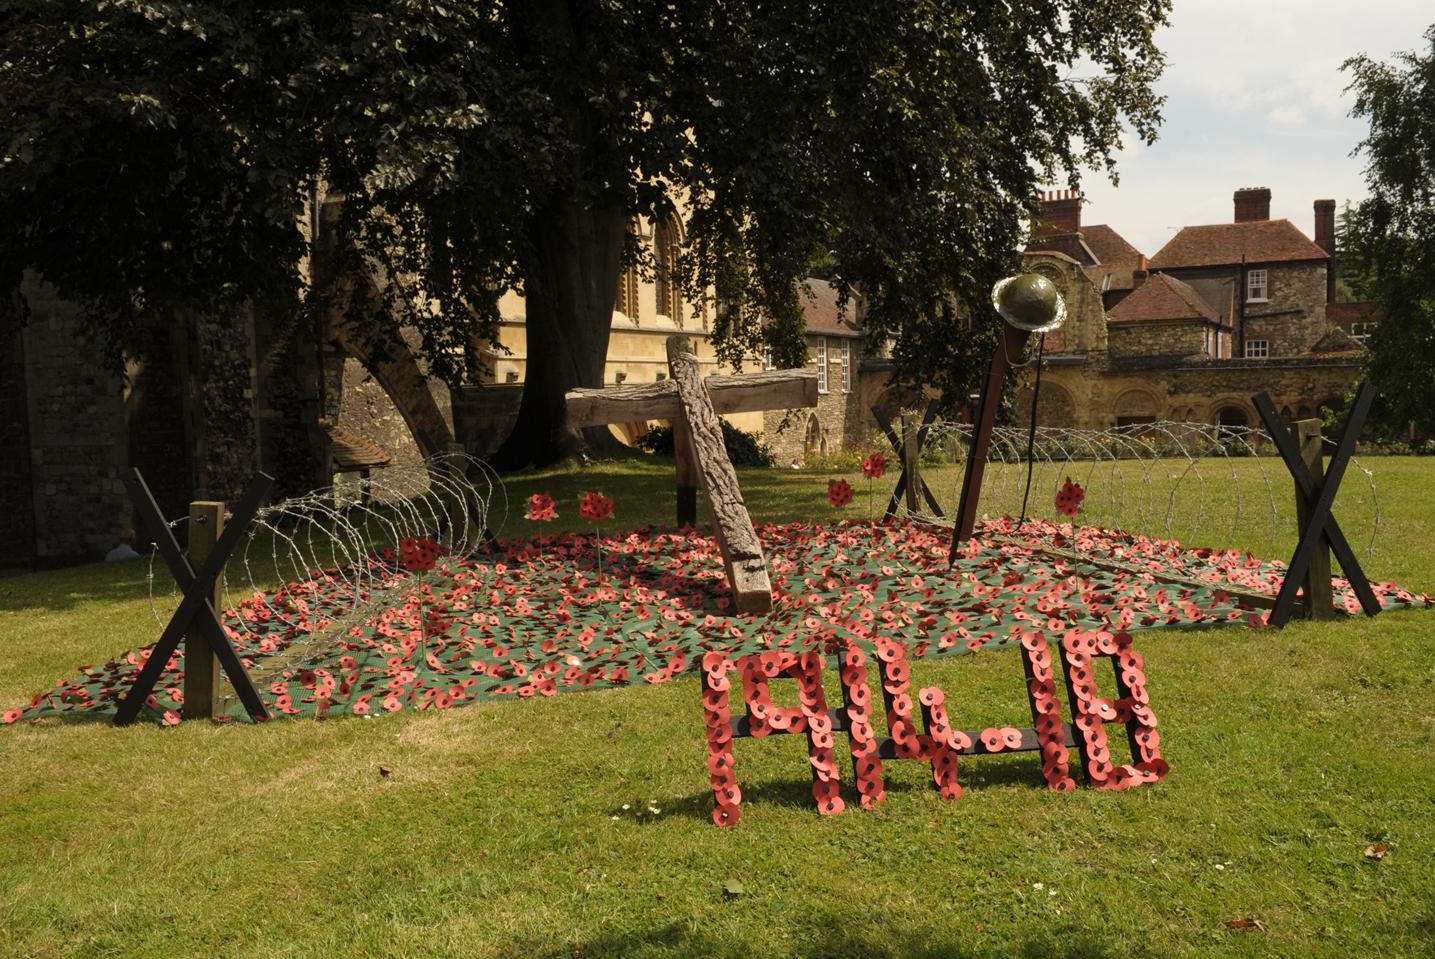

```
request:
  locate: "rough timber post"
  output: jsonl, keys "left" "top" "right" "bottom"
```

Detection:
{"left": 902, "top": 412, "right": 920, "bottom": 516}
{"left": 1294, "top": 419, "right": 1336, "bottom": 619}
{"left": 183, "top": 500, "right": 225, "bottom": 719}
{"left": 665, "top": 335, "right": 773, "bottom": 613}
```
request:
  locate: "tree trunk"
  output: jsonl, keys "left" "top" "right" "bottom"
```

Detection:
{"left": 491, "top": 191, "right": 627, "bottom": 469}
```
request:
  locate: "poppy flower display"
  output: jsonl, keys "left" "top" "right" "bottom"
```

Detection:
{"left": 578, "top": 492, "right": 615, "bottom": 522}
{"left": 861, "top": 453, "right": 887, "bottom": 480}
{"left": 525, "top": 493, "right": 558, "bottom": 522}
{"left": 827, "top": 479, "right": 854, "bottom": 508}
{"left": 1055, "top": 478, "right": 1086, "bottom": 517}
{"left": 399, "top": 537, "right": 442, "bottom": 572}
{"left": 2, "top": 517, "right": 1427, "bottom": 726}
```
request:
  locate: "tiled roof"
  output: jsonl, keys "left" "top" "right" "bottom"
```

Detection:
{"left": 1107, "top": 273, "right": 1221, "bottom": 325}
{"left": 1081, "top": 224, "right": 1146, "bottom": 291}
{"left": 800, "top": 279, "right": 861, "bottom": 337}
{"left": 326, "top": 425, "right": 392, "bottom": 471}
{"left": 1326, "top": 301, "right": 1383, "bottom": 329}
{"left": 1149, "top": 219, "right": 1329, "bottom": 269}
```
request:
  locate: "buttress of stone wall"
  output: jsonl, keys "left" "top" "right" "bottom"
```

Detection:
{"left": 337, "top": 358, "right": 427, "bottom": 468}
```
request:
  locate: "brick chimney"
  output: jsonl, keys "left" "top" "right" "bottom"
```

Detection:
{"left": 1131, "top": 255, "right": 1150, "bottom": 289}
{"left": 1035, "top": 189, "right": 1082, "bottom": 235}
{"left": 1314, "top": 198, "right": 1336, "bottom": 303}
{"left": 1313, "top": 199, "right": 1336, "bottom": 255}
{"left": 1234, "top": 187, "right": 1271, "bottom": 223}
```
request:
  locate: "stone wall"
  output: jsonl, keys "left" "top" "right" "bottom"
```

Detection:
{"left": 762, "top": 334, "right": 872, "bottom": 466}
{"left": 1107, "top": 320, "right": 1209, "bottom": 359}
{"left": 0, "top": 299, "right": 36, "bottom": 568}
{"left": 15, "top": 276, "right": 130, "bottom": 566}
{"left": 337, "top": 358, "right": 428, "bottom": 468}
{"left": 1025, "top": 352, "right": 1361, "bottom": 430}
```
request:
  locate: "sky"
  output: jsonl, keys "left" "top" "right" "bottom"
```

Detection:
{"left": 1073, "top": 0, "right": 1431, "bottom": 256}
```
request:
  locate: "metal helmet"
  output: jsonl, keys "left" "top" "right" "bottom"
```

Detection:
{"left": 991, "top": 272, "right": 1066, "bottom": 333}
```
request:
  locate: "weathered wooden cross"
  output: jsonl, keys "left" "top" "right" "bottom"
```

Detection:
{"left": 565, "top": 334, "right": 818, "bottom": 614}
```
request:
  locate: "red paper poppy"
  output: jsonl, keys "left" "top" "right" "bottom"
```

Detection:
{"left": 861, "top": 453, "right": 887, "bottom": 480}
{"left": 579, "top": 491, "right": 615, "bottom": 521}
{"left": 1055, "top": 477, "right": 1086, "bottom": 517}
{"left": 525, "top": 493, "right": 558, "bottom": 522}
{"left": 827, "top": 479, "right": 854, "bottom": 508}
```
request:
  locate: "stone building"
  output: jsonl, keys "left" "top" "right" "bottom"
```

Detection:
{"left": 0, "top": 197, "right": 877, "bottom": 568}
{"left": 1018, "top": 187, "right": 1374, "bottom": 430}
{"left": 454, "top": 210, "right": 878, "bottom": 463}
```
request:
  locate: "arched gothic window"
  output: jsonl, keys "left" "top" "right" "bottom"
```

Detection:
{"left": 615, "top": 221, "right": 641, "bottom": 320}
{"left": 654, "top": 213, "right": 682, "bottom": 325}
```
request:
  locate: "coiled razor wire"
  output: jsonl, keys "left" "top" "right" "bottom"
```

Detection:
{"left": 143, "top": 452, "right": 508, "bottom": 714}
{"left": 901, "top": 419, "right": 1380, "bottom": 561}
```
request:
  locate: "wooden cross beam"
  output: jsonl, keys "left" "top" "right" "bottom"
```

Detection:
{"left": 563, "top": 336, "right": 817, "bottom": 614}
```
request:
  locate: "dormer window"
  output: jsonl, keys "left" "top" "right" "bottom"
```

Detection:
{"left": 1246, "top": 269, "right": 1268, "bottom": 303}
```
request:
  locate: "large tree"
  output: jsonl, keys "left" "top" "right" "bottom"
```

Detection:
{"left": 2, "top": 1, "right": 1171, "bottom": 468}
{"left": 1343, "top": 24, "right": 1435, "bottom": 442}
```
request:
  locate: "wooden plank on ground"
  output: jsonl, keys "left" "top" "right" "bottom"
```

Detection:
{"left": 666, "top": 335, "right": 773, "bottom": 614}
{"left": 565, "top": 369, "right": 818, "bottom": 428}
{"left": 993, "top": 535, "right": 1278, "bottom": 610}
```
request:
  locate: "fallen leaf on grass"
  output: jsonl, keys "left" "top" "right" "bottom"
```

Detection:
{"left": 1224, "top": 918, "right": 1265, "bottom": 931}
{"left": 723, "top": 879, "right": 745, "bottom": 900}
{"left": 378, "top": 765, "right": 391, "bottom": 778}
{"left": 1364, "top": 842, "right": 1389, "bottom": 861}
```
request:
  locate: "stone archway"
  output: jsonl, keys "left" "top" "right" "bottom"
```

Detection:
{"left": 1114, "top": 387, "right": 1160, "bottom": 427}
{"left": 803, "top": 413, "right": 825, "bottom": 462}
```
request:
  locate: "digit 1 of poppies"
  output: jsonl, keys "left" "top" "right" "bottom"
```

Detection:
{"left": 837, "top": 644, "right": 885, "bottom": 809}
{"left": 1018, "top": 631, "right": 1077, "bottom": 792}
{"left": 700, "top": 652, "right": 741, "bottom": 827}
{"left": 1058, "top": 629, "right": 1168, "bottom": 790}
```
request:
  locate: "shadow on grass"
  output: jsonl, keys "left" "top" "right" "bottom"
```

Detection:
{"left": 0, "top": 558, "right": 153, "bottom": 614}
{"left": 648, "top": 753, "right": 1053, "bottom": 825}
{"left": 509, "top": 918, "right": 1124, "bottom": 958}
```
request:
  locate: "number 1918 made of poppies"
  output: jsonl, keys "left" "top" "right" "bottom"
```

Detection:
{"left": 698, "top": 629, "right": 1167, "bottom": 827}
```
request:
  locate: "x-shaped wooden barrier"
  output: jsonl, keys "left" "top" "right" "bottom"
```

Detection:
{"left": 1253, "top": 382, "right": 1381, "bottom": 628}
{"left": 115, "top": 469, "right": 274, "bottom": 726}
{"left": 872, "top": 399, "right": 945, "bottom": 520}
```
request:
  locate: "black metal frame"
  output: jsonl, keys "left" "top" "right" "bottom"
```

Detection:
{"left": 1252, "top": 382, "right": 1380, "bottom": 628}
{"left": 115, "top": 469, "right": 274, "bottom": 726}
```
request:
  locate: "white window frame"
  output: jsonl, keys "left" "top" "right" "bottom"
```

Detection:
{"left": 1246, "top": 269, "right": 1269, "bottom": 303}
{"left": 816, "top": 338, "right": 829, "bottom": 393}
{"left": 1244, "top": 338, "right": 1270, "bottom": 359}
{"left": 840, "top": 340, "right": 851, "bottom": 393}
{"left": 763, "top": 346, "right": 776, "bottom": 371}
{"left": 1351, "top": 321, "right": 1378, "bottom": 343}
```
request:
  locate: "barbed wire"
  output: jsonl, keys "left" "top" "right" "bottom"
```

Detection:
{"left": 902, "top": 419, "right": 1380, "bottom": 560}
{"left": 142, "top": 451, "right": 507, "bottom": 714}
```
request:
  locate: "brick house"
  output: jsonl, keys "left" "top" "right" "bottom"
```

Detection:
{"left": 1019, "top": 187, "right": 1376, "bottom": 430}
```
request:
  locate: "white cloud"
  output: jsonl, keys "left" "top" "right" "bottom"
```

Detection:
{"left": 1064, "top": 1, "right": 1430, "bottom": 255}
{"left": 1267, "top": 105, "right": 1306, "bottom": 128}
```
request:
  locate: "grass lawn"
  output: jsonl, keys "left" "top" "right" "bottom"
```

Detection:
{"left": 2, "top": 456, "right": 1433, "bottom": 958}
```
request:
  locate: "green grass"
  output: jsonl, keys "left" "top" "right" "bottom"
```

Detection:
{"left": 2, "top": 457, "right": 1434, "bottom": 958}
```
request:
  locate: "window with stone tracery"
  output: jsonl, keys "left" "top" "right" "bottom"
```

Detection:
{"left": 655, "top": 213, "right": 682, "bottom": 325}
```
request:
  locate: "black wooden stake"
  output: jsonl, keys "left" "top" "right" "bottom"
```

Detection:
{"left": 1253, "top": 382, "right": 1380, "bottom": 628}
{"left": 115, "top": 469, "right": 274, "bottom": 726}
